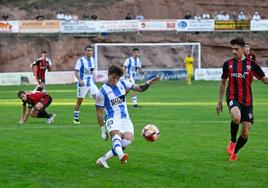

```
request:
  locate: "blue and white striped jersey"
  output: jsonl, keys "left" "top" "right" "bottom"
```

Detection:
{"left": 75, "top": 56, "right": 95, "bottom": 87}
{"left": 96, "top": 80, "right": 134, "bottom": 119}
{"left": 124, "top": 57, "right": 142, "bottom": 78}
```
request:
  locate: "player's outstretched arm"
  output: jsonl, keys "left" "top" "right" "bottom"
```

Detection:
{"left": 261, "top": 76, "right": 268, "bottom": 84}
{"left": 133, "top": 76, "right": 160, "bottom": 92}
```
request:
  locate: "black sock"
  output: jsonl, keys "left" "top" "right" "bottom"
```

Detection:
{"left": 230, "top": 121, "right": 239, "bottom": 143}
{"left": 37, "top": 110, "right": 50, "bottom": 118}
{"left": 234, "top": 136, "right": 248, "bottom": 154}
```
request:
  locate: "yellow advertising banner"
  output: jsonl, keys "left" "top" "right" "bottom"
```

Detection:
{"left": 215, "top": 20, "right": 250, "bottom": 30}
{"left": 19, "top": 20, "right": 60, "bottom": 33}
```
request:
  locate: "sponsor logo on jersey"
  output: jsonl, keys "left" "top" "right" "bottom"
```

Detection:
{"left": 110, "top": 95, "right": 125, "bottom": 106}
{"left": 231, "top": 72, "right": 249, "bottom": 78}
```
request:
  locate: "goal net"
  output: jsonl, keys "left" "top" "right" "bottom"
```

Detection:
{"left": 94, "top": 43, "right": 201, "bottom": 81}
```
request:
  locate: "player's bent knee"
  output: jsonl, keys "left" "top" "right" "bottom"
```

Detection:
{"left": 241, "top": 128, "right": 249, "bottom": 138}
{"left": 241, "top": 131, "right": 249, "bottom": 139}
{"left": 122, "top": 132, "right": 133, "bottom": 141}
{"left": 122, "top": 139, "right": 132, "bottom": 149}
{"left": 233, "top": 119, "right": 240, "bottom": 124}
{"left": 232, "top": 116, "right": 240, "bottom": 124}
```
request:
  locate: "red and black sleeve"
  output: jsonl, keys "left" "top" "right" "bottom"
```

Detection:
{"left": 221, "top": 61, "right": 229, "bottom": 79}
{"left": 252, "top": 61, "right": 265, "bottom": 79}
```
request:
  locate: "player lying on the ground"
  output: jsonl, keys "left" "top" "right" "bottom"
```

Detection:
{"left": 17, "top": 90, "right": 56, "bottom": 124}
{"left": 95, "top": 64, "right": 160, "bottom": 168}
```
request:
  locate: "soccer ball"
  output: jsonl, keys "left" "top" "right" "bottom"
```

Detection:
{"left": 142, "top": 124, "right": 160, "bottom": 142}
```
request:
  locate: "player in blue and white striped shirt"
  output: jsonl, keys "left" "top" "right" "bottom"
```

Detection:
{"left": 73, "top": 45, "right": 98, "bottom": 124}
{"left": 96, "top": 64, "right": 159, "bottom": 168}
{"left": 124, "top": 48, "right": 142, "bottom": 107}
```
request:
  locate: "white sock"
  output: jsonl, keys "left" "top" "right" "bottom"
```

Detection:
{"left": 112, "top": 135, "right": 124, "bottom": 159}
{"left": 132, "top": 96, "right": 137, "bottom": 105}
{"left": 33, "top": 85, "right": 38, "bottom": 92}
{"left": 73, "top": 111, "right": 79, "bottom": 120}
{"left": 103, "top": 150, "right": 115, "bottom": 161}
{"left": 122, "top": 139, "right": 132, "bottom": 149}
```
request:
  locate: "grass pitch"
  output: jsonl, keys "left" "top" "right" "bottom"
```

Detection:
{"left": 0, "top": 80, "right": 268, "bottom": 188}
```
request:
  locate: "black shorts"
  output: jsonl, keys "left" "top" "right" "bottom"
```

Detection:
{"left": 39, "top": 95, "right": 52, "bottom": 110}
{"left": 227, "top": 100, "right": 254, "bottom": 124}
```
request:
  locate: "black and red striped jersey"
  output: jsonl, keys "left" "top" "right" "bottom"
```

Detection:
{"left": 221, "top": 57, "right": 265, "bottom": 107}
{"left": 33, "top": 57, "right": 51, "bottom": 80}
{"left": 246, "top": 52, "right": 256, "bottom": 61}
{"left": 23, "top": 91, "right": 49, "bottom": 108}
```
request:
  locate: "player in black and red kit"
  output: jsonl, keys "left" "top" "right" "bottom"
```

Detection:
{"left": 216, "top": 37, "right": 268, "bottom": 161}
{"left": 17, "top": 90, "right": 55, "bottom": 124}
{"left": 31, "top": 51, "right": 52, "bottom": 92}
{"left": 245, "top": 43, "right": 256, "bottom": 61}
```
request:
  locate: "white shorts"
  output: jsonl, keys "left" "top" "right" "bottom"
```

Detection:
{"left": 105, "top": 117, "right": 134, "bottom": 134}
{"left": 77, "top": 84, "right": 98, "bottom": 98}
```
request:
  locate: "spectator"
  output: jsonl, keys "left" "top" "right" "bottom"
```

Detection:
{"left": 83, "top": 12, "right": 90, "bottom": 20}
{"left": 64, "top": 14, "right": 73, "bottom": 20}
{"left": 125, "top": 13, "right": 132, "bottom": 20}
{"left": 238, "top": 11, "right": 245, "bottom": 20}
{"left": 215, "top": 11, "right": 224, "bottom": 20}
{"left": 135, "top": 12, "right": 144, "bottom": 20}
{"left": 245, "top": 12, "right": 252, "bottom": 20}
{"left": 194, "top": 13, "right": 202, "bottom": 20}
{"left": 91, "top": 14, "right": 98, "bottom": 20}
{"left": 252, "top": 12, "right": 261, "bottom": 20}
{"left": 56, "top": 11, "right": 64, "bottom": 20}
{"left": 202, "top": 12, "right": 210, "bottom": 19}
{"left": 2, "top": 14, "right": 9, "bottom": 20}
{"left": 36, "top": 14, "right": 45, "bottom": 20}
{"left": 184, "top": 11, "right": 193, "bottom": 19}
{"left": 230, "top": 11, "right": 238, "bottom": 20}
{"left": 222, "top": 12, "right": 230, "bottom": 20}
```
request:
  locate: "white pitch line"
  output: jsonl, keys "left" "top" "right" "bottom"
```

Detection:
{"left": 1, "top": 101, "right": 268, "bottom": 106}
{"left": 1, "top": 120, "right": 267, "bottom": 130}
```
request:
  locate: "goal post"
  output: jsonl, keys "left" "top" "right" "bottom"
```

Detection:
{"left": 94, "top": 42, "right": 201, "bottom": 71}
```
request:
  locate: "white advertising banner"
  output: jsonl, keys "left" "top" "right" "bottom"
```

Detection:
{"left": 139, "top": 20, "right": 176, "bottom": 31}
{"left": 250, "top": 20, "right": 268, "bottom": 31}
{"left": 99, "top": 20, "right": 138, "bottom": 32}
{"left": 195, "top": 67, "right": 268, "bottom": 81}
{"left": 176, "top": 19, "right": 215, "bottom": 32}
{"left": 262, "top": 67, "right": 268, "bottom": 76}
{"left": 195, "top": 68, "right": 222, "bottom": 81}
{"left": 19, "top": 20, "right": 60, "bottom": 33}
{"left": 0, "top": 21, "right": 19, "bottom": 33}
{"left": 0, "top": 71, "right": 109, "bottom": 85}
{"left": 0, "top": 72, "right": 75, "bottom": 85}
{"left": 60, "top": 20, "right": 101, "bottom": 33}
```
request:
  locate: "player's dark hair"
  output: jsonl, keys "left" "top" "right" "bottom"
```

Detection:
{"left": 230, "top": 37, "right": 246, "bottom": 47}
{"left": 108, "top": 64, "right": 124, "bottom": 78}
{"left": 17, "top": 90, "right": 25, "bottom": 98}
{"left": 41, "top": 50, "right": 47, "bottom": 54}
{"left": 133, "top": 48, "right": 139, "bottom": 52}
{"left": 85, "top": 45, "right": 93, "bottom": 50}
